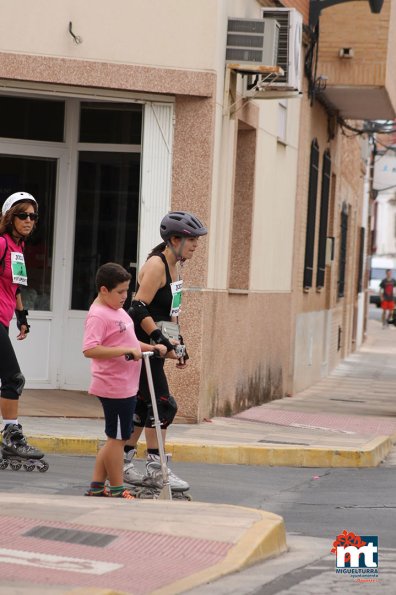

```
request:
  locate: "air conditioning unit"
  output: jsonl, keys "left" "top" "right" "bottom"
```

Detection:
{"left": 226, "top": 18, "right": 280, "bottom": 67}
{"left": 259, "top": 7, "right": 303, "bottom": 92}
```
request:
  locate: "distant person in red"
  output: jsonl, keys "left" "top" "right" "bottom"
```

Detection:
{"left": 379, "top": 269, "right": 396, "bottom": 327}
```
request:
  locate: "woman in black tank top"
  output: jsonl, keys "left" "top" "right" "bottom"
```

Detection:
{"left": 123, "top": 211, "right": 207, "bottom": 493}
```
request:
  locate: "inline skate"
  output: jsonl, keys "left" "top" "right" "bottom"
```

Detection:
{"left": 0, "top": 423, "right": 49, "bottom": 472}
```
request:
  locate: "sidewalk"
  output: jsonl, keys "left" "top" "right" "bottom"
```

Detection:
{"left": 0, "top": 493, "right": 286, "bottom": 595}
{"left": 21, "top": 319, "right": 396, "bottom": 467}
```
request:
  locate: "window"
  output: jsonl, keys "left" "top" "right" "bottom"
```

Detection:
{"left": 316, "top": 150, "right": 331, "bottom": 288}
{"left": 338, "top": 204, "right": 348, "bottom": 298}
{"left": 79, "top": 102, "right": 142, "bottom": 144}
{"left": 0, "top": 97, "right": 65, "bottom": 142}
{"left": 303, "top": 139, "right": 319, "bottom": 289}
{"left": 357, "top": 227, "right": 365, "bottom": 293}
{"left": 72, "top": 102, "right": 143, "bottom": 310}
{"left": 71, "top": 152, "right": 140, "bottom": 310}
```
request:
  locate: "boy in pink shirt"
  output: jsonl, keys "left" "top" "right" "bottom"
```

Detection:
{"left": 83, "top": 262, "right": 166, "bottom": 498}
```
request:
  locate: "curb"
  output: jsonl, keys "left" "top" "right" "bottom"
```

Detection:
{"left": 67, "top": 508, "right": 287, "bottom": 595}
{"left": 26, "top": 434, "right": 393, "bottom": 467}
{"left": 151, "top": 507, "right": 287, "bottom": 595}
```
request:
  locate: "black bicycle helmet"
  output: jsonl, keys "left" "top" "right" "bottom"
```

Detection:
{"left": 160, "top": 211, "right": 208, "bottom": 241}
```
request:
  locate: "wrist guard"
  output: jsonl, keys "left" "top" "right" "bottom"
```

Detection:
{"left": 150, "top": 328, "right": 174, "bottom": 352}
{"left": 15, "top": 309, "right": 30, "bottom": 333}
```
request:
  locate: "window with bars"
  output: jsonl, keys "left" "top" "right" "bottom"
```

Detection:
{"left": 338, "top": 205, "right": 348, "bottom": 298}
{"left": 303, "top": 139, "right": 319, "bottom": 289}
{"left": 357, "top": 226, "right": 365, "bottom": 294}
{"left": 316, "top": 150, "right": 331, "bottom": 288}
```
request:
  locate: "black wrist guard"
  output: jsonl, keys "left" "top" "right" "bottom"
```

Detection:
{"left": 15, "top": 309, "right": 30, "bottom": 333}
{"left": 150, "top": 329, "right": 174, "bottom": 352}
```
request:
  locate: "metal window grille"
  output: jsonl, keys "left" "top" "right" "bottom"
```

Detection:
{"left": 357, "top": 226, "right": 365, "bottom": 293}
{"left": 338, "top": 206, "right": 348, "bottom": 298}
{"left": 316, "top": 150, "right": 331, "bottom": 288}
{"left": 303, "top": 139, "right": 320, "bottom": 289}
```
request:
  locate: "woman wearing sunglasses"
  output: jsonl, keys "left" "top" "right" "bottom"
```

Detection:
{"left": 0, "top": 192, "right": 44, "bottom": 465}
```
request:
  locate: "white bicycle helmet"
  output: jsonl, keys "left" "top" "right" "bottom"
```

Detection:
{"left": 2, "top": 192, "right": 37, "bottom": 217}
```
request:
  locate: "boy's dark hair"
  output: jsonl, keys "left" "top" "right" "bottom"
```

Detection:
{"left": 95, "top": 262, "right": 131, "bottom": 292}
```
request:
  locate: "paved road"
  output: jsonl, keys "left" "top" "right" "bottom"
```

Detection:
{"left": 1, "top": 452, "right": 395, "bottom": 594}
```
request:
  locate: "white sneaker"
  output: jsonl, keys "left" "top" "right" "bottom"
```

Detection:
{"left": 123, "top": 449, "right": 144, "bottom": 486}
{"left": 144, "top": 453, "right": 190, "bottom": 492}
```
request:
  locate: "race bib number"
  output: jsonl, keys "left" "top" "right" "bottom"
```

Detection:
{"left": 170, "top": 280, "right": 183, "bottom": 316}
{"left": 11, "top": 252, "right": 27, "bottom": 286}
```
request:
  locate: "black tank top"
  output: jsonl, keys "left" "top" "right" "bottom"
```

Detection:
{"left": 135, "top": 252, "right": 173, "bottom": 342}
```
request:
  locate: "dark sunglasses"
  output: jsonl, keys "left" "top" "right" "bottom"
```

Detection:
{"left": 14, "top": 212, "right": 38, "bottom": 221}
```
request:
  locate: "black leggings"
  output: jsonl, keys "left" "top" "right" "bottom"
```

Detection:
{"left": 0, "top": 323, "right": 24, "bottom": 400}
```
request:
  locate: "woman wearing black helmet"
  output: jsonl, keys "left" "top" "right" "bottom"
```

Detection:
{"left": 124, "top": 211, "right": 207, "bottom": 494}
{"left": 0, "top": 192, "right": 44, "bottom": 464}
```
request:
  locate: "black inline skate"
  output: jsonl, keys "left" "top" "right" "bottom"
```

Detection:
{"left": 0, "top": 423, "right": 49, "bottom": 472}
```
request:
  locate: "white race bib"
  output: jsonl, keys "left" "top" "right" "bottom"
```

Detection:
{"left": 170, "top": 280, "right": 183, "bottom": 316}
{"left": 11, "top": 252, "right": 27, "bottom": 286}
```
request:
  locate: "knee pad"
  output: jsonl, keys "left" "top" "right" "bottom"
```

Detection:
{"left": 1, "top": 372, "right": 25, "bottom": 399}
{"left": 133, "top": 395, "right": 148, "bottom": 427}
{"left": 147, "top": 395, "right": 177, "bottom": 429}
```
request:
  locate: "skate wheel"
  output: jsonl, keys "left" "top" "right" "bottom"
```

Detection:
{"left": 172, "top": 491, "right": 192, "bottom": 501}
{"left": 10, "top": 460, "right": 22, "bottom": 471}
{"left": 0, "top": 459, "right": 9, "bottom": 470}
{"left": 23, "top": 463, "right": 35, "bottom": 472}
{"left": 38, "top": 461, "right": 49, "bottom": 472}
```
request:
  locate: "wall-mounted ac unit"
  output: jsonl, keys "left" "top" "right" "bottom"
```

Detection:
{"left": 226, "top": 18, "right": 280, "bottom": 67}
{"left": 259, "top": 7, "right": 303, "bottom": 92}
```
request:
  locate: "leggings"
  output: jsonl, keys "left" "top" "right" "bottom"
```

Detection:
{"left": 0, "top": 322, "right": 24, "bottom": 400}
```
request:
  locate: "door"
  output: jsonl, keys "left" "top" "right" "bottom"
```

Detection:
{"left": 0, "top": 147, "right": 69, "bottom": 387}
{"left": 0, "top": 94, "right": 174, "bottom": 390}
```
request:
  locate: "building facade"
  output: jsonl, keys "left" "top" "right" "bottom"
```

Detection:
{"left": 1, "top": 0, "right": 395, "bottom": 420}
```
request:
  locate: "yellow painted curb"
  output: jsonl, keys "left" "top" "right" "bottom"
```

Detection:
{"left": 138, "top": 436, "right": 393, "bottom": 468}
{"left": 27, "top": 435, "right": 100, "bottom": 456}
{"left": 151, "top": 507, "right": 287, "bottom": 595}
{"left": 23, "top": 434, "right": 393, "bottom": 467}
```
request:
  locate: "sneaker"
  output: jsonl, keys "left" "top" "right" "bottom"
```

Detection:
{"left": 1, "top": 424, "right": 44, "bottom": 459}
{"left": 109, "top": 489, "right": 135, "bottom": 499}
{"left": 123, "top": 449, "right": 144, "bottom": 486}
{"left": 144, "top": 454, "right": 190, "bottom": 492}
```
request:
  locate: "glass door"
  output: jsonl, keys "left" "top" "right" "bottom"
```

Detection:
{"left": 72, "top": 151, "right": 140, "bottom": 310}
{"left": 0, "top": 155, "right": 57, "bottom": 311}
